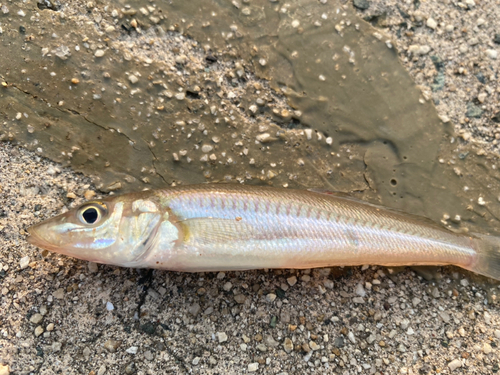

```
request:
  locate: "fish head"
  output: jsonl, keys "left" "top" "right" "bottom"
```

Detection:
{"left": 27, "top": 195, "right": 164, "bottom": 267}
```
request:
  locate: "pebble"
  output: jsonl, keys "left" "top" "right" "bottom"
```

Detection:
{"left": 287, "top": 276, "right": 297, "bottom": 286}
{"left": 46, "top": 323, "right": 54, "bottom": 331}
{"left": 19, "top": 256, "right": 30, "bottom": 269}
{"left": 353, "top": 0, "right": 369, "bottom": 10}
{"left": 52, "top": 342, "right": 62, "bottom": 352}
{"left": 217, "top": 332, "right": 228, "bottom": 343}
{"left": 486, "top": 49, "right": 498, "bottom": 60}
{"left": 34, "top": 326, "right": 44, "bottom": 336}
{"left": 284, "top": 338, "right": 293, "bottom": 353}
{"left": 128, "top": 75, "right": 139, "bottom": 84}
{"left": 483, "top": 342, "right": 492, "bottom": 354}
{"left": 354, "top": 283, "right": 366, "bottom": 297}
{"left": 0, "top": 364, "right": 9, "bottom": 375}
{"left": 30, "top": 313, "right": 43, "bottom": 324}
{"left": 248, "top": 363, "right": 259, "bottom": 372}
{"left": 126, "top": 346, "right": 138, "bottom": 354}
{"left": 192, "top": 357, "right": 200, "bottom": 365}
{"left": 266, "top": 293, "right": 277, "bottom": 302}
{"left": 439, "top": 311, "right": 450, "bottom": 323}
{"left": 106, "top": 302, "right": 114, "bottom": 311}
{"left": 103, "top": 339, "right": 121, "bottom": 353}
{"left": 97, "top": 365, "right": 106, "bottom": 375}
{"left": 94, "top": 49, "right": 105, "bottom": 57}
{"left": 88, "top": 262, "right": 98, "bottom": 273}
{"left": 234, "top": 294, "right": 246, "bottom": 304}
{"left": 223, "top": 282, "right": 232, "bottom": 291}
{"left": 426, "top": 18, "right": 437, "bottom": 30}
{"left": 347, "top": 332, "right": 356, "bottom": 344}
{"left": 448, "top": 359, "right": 462, "bottom": 371}
{"left": 201, "top": 145, "right": 213, "bottom": 153}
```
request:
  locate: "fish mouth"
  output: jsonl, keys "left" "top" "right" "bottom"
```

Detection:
{"left": 27, "top": 225, "right": 60, "bottom": 252}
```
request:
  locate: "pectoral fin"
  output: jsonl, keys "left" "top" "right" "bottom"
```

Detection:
{"left": 179, "top": 217, "right": 257, "bottom": 245}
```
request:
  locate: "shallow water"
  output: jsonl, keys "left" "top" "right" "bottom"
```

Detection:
{"left": 1, "top": 0, "right": 500, "bottom": 235}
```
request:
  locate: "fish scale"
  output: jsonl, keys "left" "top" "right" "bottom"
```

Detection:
{"left": 27, "top": 184, "right": 500, "bottom": 279}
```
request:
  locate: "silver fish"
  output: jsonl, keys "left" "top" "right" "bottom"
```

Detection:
{"left": 27, "top": 184, "right": 500, "bottom": 279}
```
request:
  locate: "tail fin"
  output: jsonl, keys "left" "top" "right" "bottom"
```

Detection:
{"left": 465, "top": 234, "right": 500, "bottom": 281}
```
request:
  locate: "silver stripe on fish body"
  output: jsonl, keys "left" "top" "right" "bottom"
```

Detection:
{"left": 27, "top": 184, "right": 500, "bottom": 280}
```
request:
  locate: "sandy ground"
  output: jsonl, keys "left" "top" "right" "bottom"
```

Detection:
{"left": 1, "top": 0, "right": 500, "bottom": 374}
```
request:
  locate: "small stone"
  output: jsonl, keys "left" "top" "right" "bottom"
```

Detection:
{"left": 30, "top": 313, "right": 43, "bottom": 324}
{"left": 104, "top": 339, "right": 121, "bottom": 353}
{"left": 34, "top": 326, "right": 44, "bottom": 336}
{"left": 0, "top": 364, "right": 9, "bottom": 375}
{"left": 483, "top": 342, "right": 492, "bottom": 354}
{"left": 486, "top": 49, "right": 498, "bottom": 60}
{"left": 234, "top": 294, "right": 246, "bottom": 304}
{"left": 494, "top": 34, "right": 500, "bottom": 44}
{"left": 192, "top": 357, "right": 200, "bottom": 365}
{"left": 46, "top": 323, "right": 54, "bottom": 331}
{"left": 309, "top": 341, "right": 321, "bottom": 351}
{"left": 84, "top": 190, "right": 96, "bottom": 200}
{"left": 266, "top": 293, "right": 277, "bottom": 302}
{"left": 201, "top": 145, "right": 213, "bottom": 153}
{"left": 248, "top": 363, "right": 259, "bottom": 372}
{"left": 283, "top": 338, "right": 293, "bottom": 353}
{"left": 175, "top": 92, "right": 185, "bottom": 100}
{"left": 439, "top": 311, "right": 451, "bottom": 323}
{"left": 347, "top": 331, "right": 356, "bottom": 344}
{"left": 426, "top": 18, "right": 437, "bottom": 29}
{"left": 19, "top": 256, "right": 30, "bottom": 269}
{"left": 88, "top": 262, "right": 98, "bottom": 273}
{"left": 217, "top": 332, "right": 228, "bottom": 343}
{"left": 53, "top": 288, "right": 64, "bottom": 299}
{"left": 52, "top": 342, "right": 62, "bottom": 352}
{"left": 466, "top": 103, "right": 483, "bottom": 118}
{"left": 223, "top": 282, "right": 232, "bottom": 291}
{"left": 189, "top": 303, "right": 201, "bottom": 316}
{"left": 353, "top": 0, "right": 369, "bottom": 10}
{"left": 354, "top": 283, "right": 366, "bottom": 297}
{"left": 106, "top": 302, "right": 114, "bottom": 311}
{"left": 126, "top": 346, "right": 138, "bottom": 354}
{"left": 128, "top": 75, "right": 139, "bottom": 84}
{"left": 448, "top": 359, "right": 462, "bottom": 371}
{"left": 94, "top": 49, "right": 105, "bottom": 57}
{"left": 287, "top": 276, "right": 297, "bottom": 286}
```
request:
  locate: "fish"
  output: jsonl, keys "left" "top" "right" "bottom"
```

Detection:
{"left": 27, "top": 183, "right": 500, "bottom": 280}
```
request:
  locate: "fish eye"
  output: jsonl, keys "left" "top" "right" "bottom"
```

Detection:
{"left": 78, "top": 203, "right": 106, "bottom": 225}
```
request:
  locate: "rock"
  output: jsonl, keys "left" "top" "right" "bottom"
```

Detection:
{"left": 248, "top": 363, "right": 259, "bottom": 372}
{"left": 287, "top": 276, "right": 297, "bottom": 286}
{"left": 448, "top": 359, "right": 462, "bottom": 371}
{"left": 94, "top": 49, "right": 105, "bottom": 57}
{"left": 104, "top": 339, "right": 121, "bottom": 353}
{"left": 52, "top": 342, "right": 62, "bottom": 352}
{"left": 34, "top": 326, "right": 44, "bottom": 336}
{"left": 0, "top": 364, "right": 9, "bottom": 375}
{"left": 217, "top": 332, "right": 228, "bottom": 343}
{"left": 426, "top": 18, "right": 437, "bottom": 29}
{"left": 348, "top": 332, "right": 356, "bottom": 344}
{"left": 19, "top": 256, "right": 30, "bottom": 269}
{"left": 192, "top": 357, "right": 200, "bottom": 365}
{"left": 494, "top": 33, "right": 500, "bottom": 44}
{"left": 30, "top": 313, "right": 43, "bottom": 324}
{"left": 483, "top": 342, "right": 492, "bottom": 354}
{"left": 266, "top": 293, "right": 277, "bottom": 303}
{"left": 88, "top": 262, "right": 98, "bottom": 273}
{"left": 126, "top": 346, "right": 138, "bottom": 354}
{"left": 353, "top": 0, "right": 369, "bottom": 10}
{"left": 439, "top": 311, "right": 451, "bottom": 323}
{"left": 283, "top": 338, "right": 293, "bottom": 353}
{"left": 466, "top": 103, "right": 483, "bottom": 118}
{"left": 486, "top": 49, "right": 498, "bottom": 60}
{"left": 333, "top": 337, "right": 345, "bottom": 348}
{"left": 188, "top": 303, "right": 201, "bottom": 316}
{"left": 128, "top": 75, "right": 139, "bottom": 84}
{"left": 234, "top": 294, "right": 246, "bottom": 304}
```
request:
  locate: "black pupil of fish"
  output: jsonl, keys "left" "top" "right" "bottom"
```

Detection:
{"left": 82, "top": 207, "right": 99, "bottom": 224}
